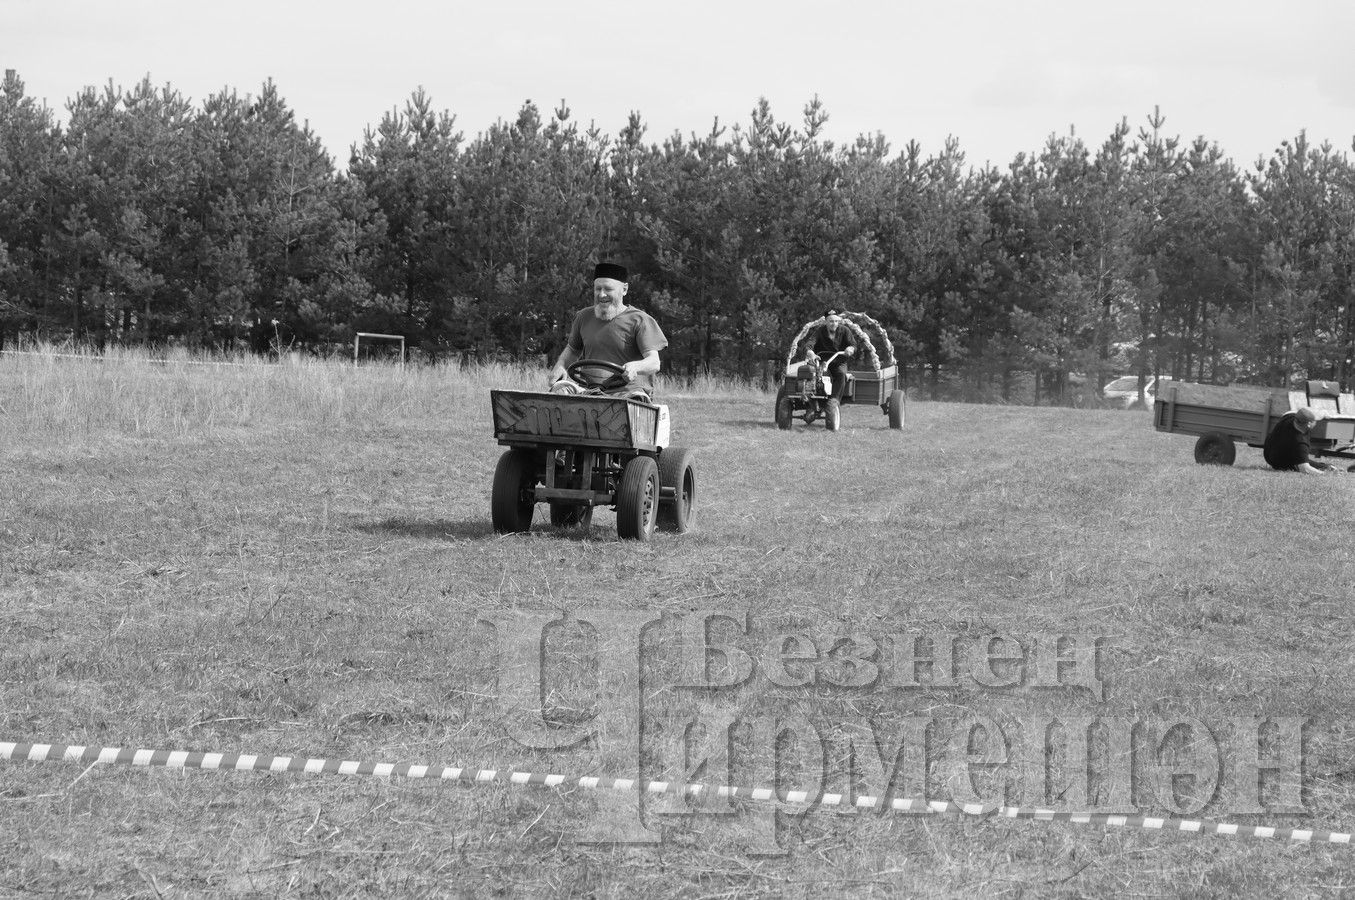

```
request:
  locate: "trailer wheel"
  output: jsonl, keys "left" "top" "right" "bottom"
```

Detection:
{"left": 616, "top": 456, "right": 659, "bottom": 541}
{"left": 887, "top": 390, "right": 906, "bottom": 430}
{"left": 657, "top": 447, "right": 696, "bottom": 533}
{"left": 492, "top": 449, "right": 538, "bottom": 532}
{"left": 1193, "top": 432, "right": 1236, "bottom": 466}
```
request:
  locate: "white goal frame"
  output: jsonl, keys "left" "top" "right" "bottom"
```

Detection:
{"left": 353, "top": 332, "right": 406, "bottom": 368}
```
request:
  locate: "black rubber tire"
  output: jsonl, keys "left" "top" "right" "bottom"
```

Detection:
{"left": 888, "top": 390, "right": 905, "bottom": 430}
{"left": 656, "top": 447, "right": 696, "bottom": 533}
{"left": 491, "top": 449, "right": 537, "bottom": 532}
{"left": 549, "top": 503, "right": 593, "bottom": 528}
{"left": 826, "top": 398, "right": 841, "bottom": 432}
{"left": 1193, "top": 432, "right": 1236, "bottom": 466}
{"left": 616, "top": 456, "right": 659, "bottom": 541}
{"left": 775, "top": 385, "right": 793, "bottom": 430}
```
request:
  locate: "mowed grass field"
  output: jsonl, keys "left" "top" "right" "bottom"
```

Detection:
{"left": 4, "top": 350, "right": 1355, "bottom": 898}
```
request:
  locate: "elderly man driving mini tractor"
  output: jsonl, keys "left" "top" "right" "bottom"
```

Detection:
{"left": 547, "top": 261, "right": 665, "bottom": 401}
{"left": 774, "top": 309, "right": 906, "bottom": 432}
{"left": 488, "top": 262, "right": 696, "bottom": 540}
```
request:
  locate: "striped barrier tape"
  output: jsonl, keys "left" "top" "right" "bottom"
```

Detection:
{"left": 2, "top": 740, "right": 1350, "bottom": 845}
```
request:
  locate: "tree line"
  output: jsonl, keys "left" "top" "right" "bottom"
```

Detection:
{"left": 3, "top": 69, "right": 1354, "bottom": 401}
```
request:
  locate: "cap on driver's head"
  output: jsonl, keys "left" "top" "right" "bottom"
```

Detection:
{"left": 1295, "top": 407, "right": 1319, "bottom": 429}
{"left": 593, "top": 262, "right": 628, "bottom": 282}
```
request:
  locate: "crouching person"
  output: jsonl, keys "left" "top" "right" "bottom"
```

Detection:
{"left": 1263, "top": 407, "right": 1339, "bottom": 474}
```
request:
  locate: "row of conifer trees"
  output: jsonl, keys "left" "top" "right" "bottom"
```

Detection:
{"left": 3, "top": 70, "right": 1354, "bottom": 400}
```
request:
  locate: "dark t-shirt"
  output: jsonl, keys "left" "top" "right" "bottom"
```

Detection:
{"left": 1263, "top": 412, "right": 1312, "bottom": 470}
{"left": 565, "top": 306, "right": 668, "bottom": 389}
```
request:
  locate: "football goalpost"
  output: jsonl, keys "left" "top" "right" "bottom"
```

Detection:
{"left": 353, "top": 332, "right": 406, "bottom": 368}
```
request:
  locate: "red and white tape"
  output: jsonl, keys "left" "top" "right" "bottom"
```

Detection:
{"left": 2, "top": 740, "right": 1349, "bottom": 845}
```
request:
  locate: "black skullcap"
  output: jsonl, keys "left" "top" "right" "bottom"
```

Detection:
{"left": 593, "top": 262, "right": 628, "bottom": 282}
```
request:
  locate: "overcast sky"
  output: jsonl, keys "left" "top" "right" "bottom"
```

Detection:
{"left": 7, "top": 0, "right": 1355, "bottom": 171}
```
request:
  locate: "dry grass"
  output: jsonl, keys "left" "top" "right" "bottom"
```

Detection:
{"left": 3, "top": 348, "right": 1355, "bottom": 897}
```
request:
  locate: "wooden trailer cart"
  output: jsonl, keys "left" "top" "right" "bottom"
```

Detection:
{"left": 1153, "top": 379, "right": 1355, "bottom": 465}
{"left": 489, "top": 366, "right": 695, "bottom": 540}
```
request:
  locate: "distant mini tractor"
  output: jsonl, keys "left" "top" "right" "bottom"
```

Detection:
{"left": 774, "top": 311, "right": 906, "bottom": 432}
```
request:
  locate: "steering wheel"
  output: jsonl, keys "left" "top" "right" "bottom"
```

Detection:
{"left": 567, "top": 359, "right": 630, "bottom": 391}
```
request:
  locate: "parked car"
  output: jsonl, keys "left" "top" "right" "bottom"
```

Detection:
{"left": 1103, "top": 375, "right": 1170, "bottom": 409}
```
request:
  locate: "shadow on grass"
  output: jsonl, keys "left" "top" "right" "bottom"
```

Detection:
{"left": 531, "top": 525, "right": 616, "bottom": 543}
{"left": 360, "top": 517, "right": 616, "bottom": 542}
{"left": 359, "top": 518, "right": 493, "bottom": 540}
{"left": 722, "top": 417, "right": 888, "bottom": 432}
{"left": 719, "top": 419, "right": 780, "bottom": 429}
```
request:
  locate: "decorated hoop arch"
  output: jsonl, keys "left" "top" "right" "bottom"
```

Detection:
{"left": 783, "top": 310, "right": 898, "bottom": 375}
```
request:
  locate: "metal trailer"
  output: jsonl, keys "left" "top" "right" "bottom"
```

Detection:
{"left": 488, "top": 387, "right": 695, "bottom": 541}
{"left": 1153, "top": 379, "right": 1355, "bottom": 465}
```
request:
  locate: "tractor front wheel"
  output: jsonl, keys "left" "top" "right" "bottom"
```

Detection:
{"left": 826, "top": 399, "right": 841, "bottom": 432}
{"left": 775, "top": 385, "right": 794, "bottom": 430}
{"left": 616, "top": 456, "right": 659, "bottom": 541}
{"left": 491, "top": 449, "right": 537, "bottom": 533}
